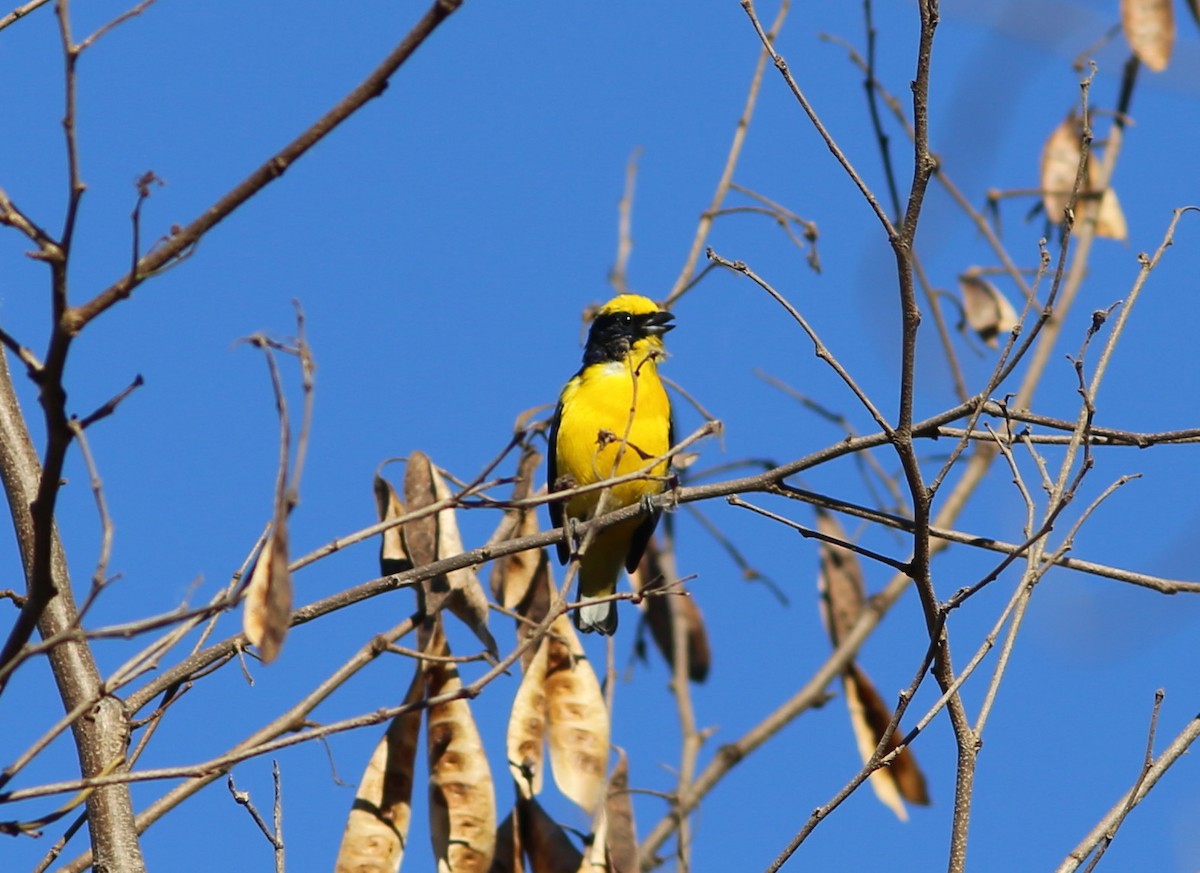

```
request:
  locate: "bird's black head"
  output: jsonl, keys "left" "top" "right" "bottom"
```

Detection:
{"left": 582, "top": 295, "right": 675, "bottom": 366}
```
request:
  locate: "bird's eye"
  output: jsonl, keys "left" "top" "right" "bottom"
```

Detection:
{"left": 619, "top": 313, "right": 633, "bottom": 324}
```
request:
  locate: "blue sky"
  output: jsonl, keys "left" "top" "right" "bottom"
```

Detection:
{"left": 3, "top": 1, "right": 1200, "bottom": 871}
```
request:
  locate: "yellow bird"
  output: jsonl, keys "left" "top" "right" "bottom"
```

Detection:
{"left": 549, "top": 294, "right": 675, "bottom": 634}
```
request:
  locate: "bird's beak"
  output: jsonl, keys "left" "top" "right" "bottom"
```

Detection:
{"left": 645, "top": 310, "right": 676, "bottom": 336}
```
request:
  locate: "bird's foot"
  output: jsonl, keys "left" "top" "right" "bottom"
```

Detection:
{"left": 565, "top": 516, "right": 582, "bottom": 560}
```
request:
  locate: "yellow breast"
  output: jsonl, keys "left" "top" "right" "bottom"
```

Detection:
{"left": 555, "top": 355, "right": 671, "bottom": 521}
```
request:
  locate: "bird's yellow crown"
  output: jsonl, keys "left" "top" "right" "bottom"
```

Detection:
{"left": 596, "top": 294, "right": 664, "bottom": 317}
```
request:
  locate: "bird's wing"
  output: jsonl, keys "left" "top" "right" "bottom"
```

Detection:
{"left": 547, "top": 398, "right": 570, "bottom": 565}
{"left": 625, "top": 411, "right": 672, "bottom": 572}
{"left": 624, "top": 505, "right": 662, "bottom": 573}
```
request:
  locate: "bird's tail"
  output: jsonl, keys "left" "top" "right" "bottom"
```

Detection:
{"left": 574, "top": 598, "right": 618, "bottom": 635}
{"left": 572, "top": 528, "right": 627, "bottom": 635}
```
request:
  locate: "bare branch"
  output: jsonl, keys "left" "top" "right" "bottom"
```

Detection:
{"left": 666, "top": 0, "right": 790, "bottom": 305}
{"left": 0, "top": 0, "right": 50, "bottom": 32}
{"left": 740, "top": 0, "right": 896, "bottom": 240}
{"left": 63, "top": 0, "right": 465, "bottom": 336}
{"left": 609, "top": 147, "right": 641, "bottom": 296}
{"left": 1057, "top": 702, "right": 1200, "bottom": 873}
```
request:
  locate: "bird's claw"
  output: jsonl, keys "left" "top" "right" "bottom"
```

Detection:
{"left": 565, "top": 516, "right": 582, "bottom": 560}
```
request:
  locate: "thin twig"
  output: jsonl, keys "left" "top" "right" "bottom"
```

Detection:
{"left": 708, "top": 249, "right": 893, "bottom": 435}
{"left": 728, "top": 496, "right": 910, "bottom": 573}
{"left": 741, "top": 0, "right": 896, "bottom": 241}
{"left": 861, "top": 0, "right": 902, "bottom": 222}
{"left": 609, "top": 147, "right": 641, "bottom": 295}
{"left": 64, "top": 0, "right": 465, "bottom": 335}
{"left": 1057, "top": 703, "right": 1200, "bottom": 873}
{"left": 77, "top": 0, "right": 159, "bottom": 52}
{"left": 1077, "top": 691, "right": 1162, "bottom": 873}
{"left": 666, "top": 0, "right": 790, "bottom": 305}
{"left": 0, "top": 0, "right": 50, "bottom": 32}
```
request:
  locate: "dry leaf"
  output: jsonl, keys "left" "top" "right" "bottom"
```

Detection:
{"left": 842, "top": 667, "right": 907, "bottom": 821}
{"left": 403, "top": 453, "right": 445, "bottom": 653}
{"left": 240, "top": 332, "right": 302, "bottom": 664}
{"left": 512, "top": 553, "right": 554, "bottom": 628}
{"left": 489, "top": 446, "right": 544, "bottom": 610}
{"left": 492, "top": 503, "right": 548, "bottom": 614}
{"left": 334, "top": 666, "right": 426, "bottom": 873}
{"left": 507, "top": 637, "right": 550, "bottom": 799}
{"left": 489, "top": 811, "right": 524, "bottom": 873}
{"left": 1091, "top": 176, "right": 1128, "bottom": 242}
{"left": 630, "top": 537, "right": 711, "bottom": 683}
{"left": 959, "top": 271, "right": 1019, "bottom": 350}
{"left": 518, "top": 796, "right": 582, "bottom": 873}
{"left": 1040, "top": 114, "right": 1084, "bottom": 225}
{"left": 544, "top": 616, "right": 610, "bottom": 815}
{"left": 402, "top": 452, "right": 498, "bottom": 659}
{"left": 1121, "top": 0, "right": 1174, "bottom": 71}
{"left": 242, "top": 529, "right": 291, "bottom": 663}
{"left": 486, "top": 445, "right": 555, "bottom": 672}
{"left": 605, "top": 750, "right": 638, "bottom": 873}
{"left": 816, "top": 510, "right": 929, "bottom": 819}
{"left": 845, "top": 664, "right": 930, "bottom": 816}
{"left": 427, "top": 631, "right": 497, "bottom": 873}
{"left": 374, "top": 474, "right": 413, "bottom": 578}
{"left": 815, "top": 510, "right": 864, "bottom": 645}
{"left": 514, "top": 564, "right": 555, "bottom": 673}
{"left": 402, "top": 452, "right": 443, "bottom": 618}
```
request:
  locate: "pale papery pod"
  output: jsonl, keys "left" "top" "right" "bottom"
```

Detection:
{"left": 374, "top": 474, "right": 413, "bottom": 578}
{"left": 507, "top": 636, "right": 550, "bottom": 799}
{"left": 843, "top": 664, "right": 930, "bottom": 819}
{"left": 1083, "top": 142, "right": 1127, "bottom": 241}
{"left": 544, "top": 616, "right": 610, "bottom": 815}
{"left": 1094, "top": 187, "right": 1128, "bottom": 241}
{"left": 429, "top": 462, "right": 500, "bottom": 661}
{"left": 670, "top": 449, "right": 700, "bottom": 471}
{"left": 1087, "top": 157, "right": 1129, "bottom": 242}
{"left": 577, "top": 809, "right": 607, "bottom": 873}
{"left": 333, "top": 666, "right": 426, "bottom": 873}
{"left": 243, "top": 529, "right": 291, "bottom": 664}
{"left": 604, "top": 749, "right": 638, "bottom": 873}
{"left": 843, "top": 668, "right": 906, "bottom": 821}
{"left": 519, "top": 796, "right": 582, "bottom": 873}
{"left": 1040, "top": 114, "right": 1083, "bottom": 225}
{"left": 959, "top": 271, "right": 1019, "bottom": 351}
{"left": 426, "top": 630, "right": 497, "bottom": 873}
{"left": 1038, "top": 113, "right": 1127, "bottom": 241}
{"left": 1121, "top": 0, "right": 1174, "bottom": 72}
